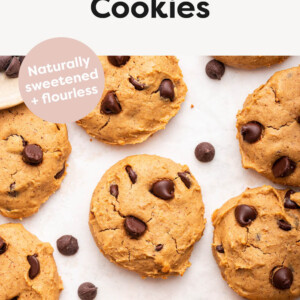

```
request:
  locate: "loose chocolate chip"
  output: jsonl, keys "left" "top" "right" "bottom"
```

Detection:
{"left": 155, "top": 244, "right": 164, "bottom": 251}
{"left": 125, "top": 166, "right": 137, "bottom": 184}
{"left": 241, "top": 121, "right": 263, "bottom": 143}
{"left": 6, "top": 57, "right": 21, "bottom": 78}
{"left": 78, "top": 282, "right": 98, "bottom": 300}
{"left": 54, "top": 163, "right": 65, "bottom": 179}
{"left": 195, "top": 142, "right": 215, "bottom": 162}
{"left": 272, "top": 157, "right": 296, "bottom": 178}
{"left": 57, "top": 235, "right": 79, "bottom": 256}
{"left": 27, "top": 254, "right": 40, "bottom": 279}
{"left": 101, "top": 92, "right": 122, "bottom": 115}
{"left": 235, "top": 205, "right": 257, "bottom": 227}
{"left": 8, "top": 182, "right": 17, "bottom": 197}
{"left": 205, "top": 59, "right": 225, "bottom": 80}
{"left": 178, "top": 172, "right": 191, "bottom": 189}
{"left": 159, "top": 79, "right": 175, "bottom": 101}
{"left": 271, "top": 267, "right": 293, "bottom": 290}
{"left": 151, "top": 179, "right": 175, "bottom": 200}
{"left": 0, "top": 237, "right": 7, "bottom": 254}
{"left": 22, "top": 144, "right": 43, "bottom": 165}
{"left": 110, "top": 184, "right": 119, "bottom": 198}
{"left": 216, "top": 245, "right": 224, "bottom": 253}
{"left": 0, "top": 56, "right": 12, "bottom": 72}
{"left": 277, "top": 220, "right": 292, "bottom": 231}
{"left": 284, "top": 190, "right": 299, "bottom": 209}
{"left": 124, "top": 216, "right": 146, "bottom": 238}
{"left": 129, "top": 76, "right": 146, "bottom": 90}
{"left": 108, "top": 56, "right": 130, "bottom": 67}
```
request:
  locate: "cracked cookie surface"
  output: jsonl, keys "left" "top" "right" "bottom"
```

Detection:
{"left": 89, "top": 154, "right": 205, "bottom": 278}
{"left": 236, "top": 66, "right": 300, "bottom": 186}
{"left": 77, "top": 56, "right": 187, "bottom": 145}
{"left": 0, "top": 104, "right": 71, "bottom": 219}
{"left": 212, "top": 185, "right": 300, "bottom": 300}
{"left": 0, "top": 223, "right": 63, "bottom": 299}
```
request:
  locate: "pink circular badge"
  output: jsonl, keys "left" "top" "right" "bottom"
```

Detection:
{"left": 19, "top": 37, "right": 104, "bottom": 123}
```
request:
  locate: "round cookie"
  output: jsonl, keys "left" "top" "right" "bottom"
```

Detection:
{"left": 89, "top": 155, "right": 205, "bottom": 278}
{"left": 214, "top": 56, "right": 288, "bottom": 70}
{"left": 212, "top": 185, "right": 300, "bottom": 300}
{"left": 0, "top": 104, "right": 72, "bottom": 219}
{"left": 77, "top": 56, "right": 187, "bottom": 145}
{"left": 236, "top": 66, "right": 300, "bottom": 186}
{"left": 0, "top": 223, "right": 63, "bottom": 299}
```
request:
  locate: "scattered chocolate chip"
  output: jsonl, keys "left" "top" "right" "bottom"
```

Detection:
{"left": 101, "top": 92, "right": 122, "bottom": 115}
{"left": 27, "top": 254, "right": 40, "bottom": 279}
{"left": 22, "top": 144, "right": 43, "bottom": 165}
{"left": 178, "top": 172, "right": 191, "bottom": 189}
{"left": 0, "top": 56, "right": 12, "bottom": 72}
{"left": 108, "top": 56, "right": 130, "bottom": 67}
{"left": 284, "top": 190, "right": 299, "bottom": 209}
{"left": 216, "top": 245, "right": 224, "bottom": 253}
{"left": 129, "top": 76, "right": 146, "bottom": 90}
{"left": 272, "top": 157, "right": 296, "bottom": 178}
{"left": 124, "top": 216, "right": 146, "bottom": 238}
{"left": 195, "top": 142, "right": 215, "bottom": 162}
{"left": 159, "top": 79, "right": 175, "bottom": 101}
{"left": 271, "top": 267, "right": 293, "bottom": 290}
{"left": 205, "top": 59, "right": 225, "bottom": 80}
{"left": 151, "top": 179, "right": 175, "bottom": 200}
{"left": 125, "top": 166, "right": 137, "bottom": 184}
{"left": 155, "top": 244, "right": 164, "bottom": 251}
{"left": 0, "top": 237, "right": 7, "bottom": 254}
{"left": 78, "top": 282, "right": 98, "bottom": 300}
{"left": 277, "top": 220, "right": 292, "bottom": 231}
{"left": 8, "top": 182, "right": 17, "bottom": 197}
{"left": 57, "top": 235, "right": 79, "bottom": 256}
{"left": 5, "top": 57, "right": 21, "bottom": 78}
{"left": 110, "top": 184, "right": 119, "bottom": 198}
{"left": 54, "top": 163, "right": 65, "bottom": 179}
{"left": 241, "top": 121, "right": 263, "bottom": 143}
{"left": 235, "top": 205, "right": 257, "bottom": 227}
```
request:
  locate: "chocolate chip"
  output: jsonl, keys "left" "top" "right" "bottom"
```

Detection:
{"left": 178, "top": 172, "right": 191, "bottom": 189}
{"left": 110, "top": 184, "right": 119, "bottom": 198}
{"left": 8, "top": 182, "right": 17, "bottom": 197}
{"left": 54, "top": 163, "right": 65, "bottom": 179}
{"left": 129, "top": 76, "right": 146, "bottom": 90}
{"left": 296, "top": 116, "right": 300, "bottom": 123}
{"left": 277, "top": 220, "right": 292, "bottom": 231}
{"left": 27, "top": 254, "right": 40, "bottom": 279}
{"left": 216, "top": 245, "right": 224, "bottom": 253}
{"left": 19, "top": 56, "right": 25, "bottom": 64}
{"left": 235, "top": 205, "right": 257, "bottom": 227}
{"left": 155, "top": 244, "right": 164, "bottom": 251}
{"left": 272, "top": 157, "right": 296, "bottom": 178}
{"left": 159, "top": 79, "right": 175, "bottom": 101}
{"left": 0, "top": 56, "right": 12, "bottom": 72}
{"left": 125, "top": 166, "right": 137, "bottom": 184}
{"left": 108, "top": 56, "right": 130, "bottom": 67}
{"left": 195, "top": 142, "right": 215, "bottom": 162}
{"left": 205, "top": 59, "right": 225, "bottom": 80}
{"left": 10, "top": 297, "right": 19, "bottom": 300}
{"left": 6, "top": 57, "right": 21, "bottom": 78}
{"left": 241, "top": 121, "right": 263, "bottom": 143}
{"left": 271, "top": 267, "right": 293, "bottom": 290}
{"left": 124, "top": 216, "right": 146, "bottom": 238}
{"left": 284, "top": 190, "right": 299, "bottom": 209}
{"left": 0, "top": 237, "right": 7, "bottom": 254}
{"left": 151, "top": 179, "right": 175, "bottom": 200}
{"left": 57, "top": 235, "right": 79, "bottom": 256}
{"left": 101, "top": 92, "right": 122, "bottom": 115}
{"left": 22, "top": 144, "right": 43, "bottom": 165}
{"left": 78, "top": 282, "right": 98, "bottom": 300}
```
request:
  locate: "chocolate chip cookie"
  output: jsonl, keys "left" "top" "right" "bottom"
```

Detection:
{"left": 89, "top": 155, "right": 205, "bottom": 278}
{"left": 212, "top": 185, "right": 300, "bottom": 300}
{"left": 77, "top": 56, "right": 187, "bottom": 145}
{"left": 0, "top": 223, "right": 63, "bottom": 299}
{"left": 236, "top": 66, "right": 300, "bottom": 186}
{"left": 0, "top": 104, "right": 72, "bottom": 218}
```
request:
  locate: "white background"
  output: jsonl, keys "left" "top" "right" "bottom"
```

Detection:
{"left": 1, "top": 56, "right": 299, "bottom": 299}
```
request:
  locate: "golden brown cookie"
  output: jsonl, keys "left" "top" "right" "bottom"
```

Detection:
{"left": 0, "top": 223, "right": 63, "bottom": 299}
{"left": 77, "top": 56, "right": 187, "bottom": 145}
{"left": 89, "top": 155, "right": 205, "bottom": 278}
{"left": 0, "top": 104, "right": 72, "bottom": 219}
{"left": 212, "top": 185, "right": 300, "bottom": 300}
{"left": 236, "top": 66, "right": 300, "bottom": 186}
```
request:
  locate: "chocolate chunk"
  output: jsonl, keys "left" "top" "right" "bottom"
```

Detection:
{"left": 108, "top": 56, "right": 130, "bottom": 67}
{"left": 159, "top": 79, "right": 175, "bottom": 101}
{"left": 151, "top": 179, "right": 175, "bottom": 200}
{"left": 78, "top": 282, "right": 98, "bottom": 300}
{"left": 129, "top": 76, "right": 146, "bottom": 90}
{"left": 22, "top": 144, "right": 43, "bottom": 165}
{"left": 0, "top": 56, "right": 12, "bottom": 72}
{"left": 57, "top": 235, "right": 79, "bottom": 256}
{"left": 54, "top": 163, "right": 65, "bottom": 179}
{"left": 155, "top": 244, "right": 164, "bottom": 251}
{"left": 0, "top": 237, "right": 7, "bottom": 254}
{"left": 216, "top": 245, "right": 224, "bottom": 253}
{"left": 6, "top": 57, "right": 21, "bottom": 78}
{"left": 235, "top": 205, "right": 257, "bottom": 227}
{"left": 284, "top": 190, "right": 299, "bottom": 209}
{"left": 277, "top": 219, "right": 292, "bottom": 231}
{"left": 272, "top": 157, "right": 296, "bottom": 178}
{"left": 8, "top": 182, "right": 17, "bottom": 197}
{"left": 241, "top": 121, "right": 263, "bottom": 143}
{"left": 101, "top": 92, "right": 122, "bottom": 115}
{"left": 124, "top": 216, "right": 146, "bottom": 238}
{"left": 19, "top": 56, "right": 25, "bottom": 64}
{"left": 125, "top": 166, "right": 137, "bottom": 184}
{"left": 110, "top": 184, "right": 119, "bottom": 198}
{"left": 195, "top": 142, "right": 215, "bottom": 162}
{"left": 205, "top": 59, "right": 225, "bottom": 80}
{"left": 27, "top": 254, "right": 40, "bottom": 279}
{"left": 178, "top": 172, "right": 191, "bottom": 189}
{"left": 271, "top": 267, "right": 293, "bottom": 290}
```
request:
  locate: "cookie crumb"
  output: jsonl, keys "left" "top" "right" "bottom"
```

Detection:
{"left": 191, "top": 104, "right": 194, "bottom": 109}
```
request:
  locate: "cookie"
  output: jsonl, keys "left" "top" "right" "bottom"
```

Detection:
{"left": 0, "top": 223, "right": 63, "bottom": 299}
{"left": 214, "top": 56, "right": 288, "bottom": 69}
{"left": 212, "top": 185, "right": 300, "bottom": 300}
{"left": 0, "top": 104, "right": 72, "bottom": 218}
{"left": 236, "top": 66, "right": 300, "bottom": 186}
{"left": 77, "top": 56, "right": 187, "bottom": 145}
{"left": 89, "top": 154, "right": 205, "bottom": 278}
